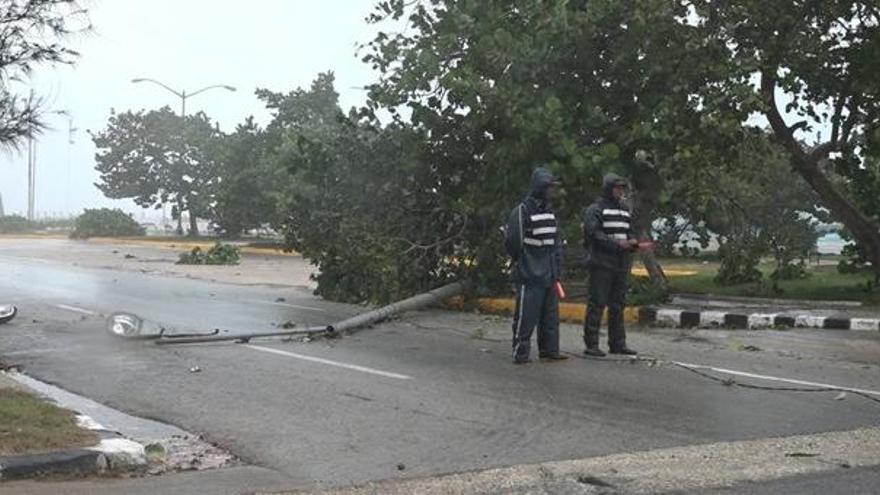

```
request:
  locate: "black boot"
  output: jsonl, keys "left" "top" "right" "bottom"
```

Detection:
{"left": 609, "top": 347, "right": 637, "bottom": 356}
{"left": 583, "top": 347, "right": 607, "bottom": 357}
{"left": 540, "top": 353, "right": 569, "bottom": 362}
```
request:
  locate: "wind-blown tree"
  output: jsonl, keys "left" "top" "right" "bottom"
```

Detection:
{"left": 706, "top": 134, "right": 824, "bottom": 284}
{"left": 92, "top": 107, "right": 221, "bottom": 236}
{"left": 693, "top": 1, "right": 880, "bottom": 279}
{"left": 363, "top": 0, "right": 732, "bottom": 285}
{"left": 0, "top": 0, "right": 88, "bottom": 148}
{"left": 264, "top": 73, "right": 475, "bottom": 303}
{"left": 210, "top": 117, "right": 277, "bottom": 237}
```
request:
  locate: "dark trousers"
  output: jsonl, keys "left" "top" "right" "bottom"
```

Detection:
{"left": 511, "top": 283, "right": 559, "bottom": 360}
{"left": 583, "top": 266, "right": 628, "bottom": 350}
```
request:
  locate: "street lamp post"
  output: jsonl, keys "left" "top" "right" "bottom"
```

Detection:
{"left": 130, "top": 78, "right": 236, "bottom": 234}
{"left": 130, "top": 78, "right": 236, "bottom": 117}
{"left": 27, "top": 108, "right": 69, "bottom": 221}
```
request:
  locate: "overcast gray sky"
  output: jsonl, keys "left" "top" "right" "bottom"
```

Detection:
{"left": 0, "top": 0, "right": 379, "bottom": 219}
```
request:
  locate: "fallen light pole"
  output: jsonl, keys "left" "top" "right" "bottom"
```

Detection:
{"left": 0, "top": 305, "right": 17, "bottom": 325}
{"left": 153, "top": 325, "right": 331, "bottom": 345}
{"left": 106, "top": 281, "right": 469, "bottom": 345}
{"left": 329, "top": 280, "right": 469, "bottom": 334}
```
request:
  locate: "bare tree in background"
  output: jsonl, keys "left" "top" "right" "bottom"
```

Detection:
{"left": 0, "top": 0, "right": 89, "bottom": 148}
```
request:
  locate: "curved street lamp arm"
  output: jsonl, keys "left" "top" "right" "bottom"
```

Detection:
{"left": 187, "top": 84, "right": 237, "bottom": 98}
{"left": 131, "top": 78, "right": 184, "bottom": 99}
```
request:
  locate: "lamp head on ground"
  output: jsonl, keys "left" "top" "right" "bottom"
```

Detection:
{"left": 0, "top": 305, "right": 17, "bottom": 324}
{"left": 106, "top": 312, "right": 143, "bottom": 338}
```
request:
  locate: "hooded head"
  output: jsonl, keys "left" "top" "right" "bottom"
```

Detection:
{"left": 602, "top": 173, "right": 628, "bottom": 201}
{"left": 529, "top": 167, "right": 561, "bottom": 200}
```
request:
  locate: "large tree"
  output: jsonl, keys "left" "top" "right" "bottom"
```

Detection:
{"left": 364, "top": 0, "right": 880, "bottom": 282}
{"left": 694, "top": 0, "right": 880, "bottom": 278}
{"left": 92, "top": 107, "right": 221, "bottom": 236}
{"left": 0, "top": 0, "right": 87, "bottom": 148}
{"left": 210, "top": 117, "right": 277, "bottom": 237}
{"left": 264, "top": 73, "right": 467, "bottom": 303}
{"left": 363, "top": 0, "right": 727, "bottom": 285}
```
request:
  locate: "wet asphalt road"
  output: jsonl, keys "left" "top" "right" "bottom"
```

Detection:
{"left": 1, "top": 254, "right": 879, "bottom": 493}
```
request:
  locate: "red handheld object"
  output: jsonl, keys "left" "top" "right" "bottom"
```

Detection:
{"left": 555, "top": 281, "right": 567, "bottom": 299}
{"left": 637, "top": 241, "right": 655, "bottom": 252}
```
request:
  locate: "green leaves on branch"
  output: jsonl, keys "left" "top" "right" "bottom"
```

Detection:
{"left": 176, "top": 243, "right": 241, "bottom": 265}
{"left": 264, "top": 73, "right": 480, "bottom": 303}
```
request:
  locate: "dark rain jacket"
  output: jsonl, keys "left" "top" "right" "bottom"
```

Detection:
{"left": 582, "top": 174, "right": 634, "bottom": 273}
{"left": 504, "top": 168, "right": 563, "bottom": 287}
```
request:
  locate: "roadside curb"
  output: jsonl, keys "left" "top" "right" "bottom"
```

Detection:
{"left": 0, "top": 449, "right": 103, "bottom": 480}
{"left": 449, "top": 297, "right": 640, "bottom": 325}
{"left": 0, "top": 434, "right": 146, "bottom": 481}
{"left": 85, "top": 237, "right": 300, "bottom": 257}
{"left": 0, "top": 371, "right": 148, "bottom": 481}
{"left": 640, "top": 307, "right": 880, "bottom": 331}
{"left": 0, "top": 234, "right": 300, "bottom": 257}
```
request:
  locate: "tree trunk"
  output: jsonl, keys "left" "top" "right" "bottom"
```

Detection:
{"left": 761, "top": 72, "right": 880, "bottom": 279}
{"left": 794, "top": 156, "right": 880, "bottom": 275}
{"left": 188, "top": 210, "right": 199, "bottom": 237}
{"left": 630, "top": 160, "right": 668, "bottom": 287}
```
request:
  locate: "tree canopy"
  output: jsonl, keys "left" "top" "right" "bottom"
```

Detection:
{"left": 0, "top": 0, "right": 88, "bottom": 148}
{"left": 91, "top": 107, "right": 221, "bottom": 236}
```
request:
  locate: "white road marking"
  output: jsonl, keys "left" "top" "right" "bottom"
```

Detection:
{"left": 245, "top": 299, "right": 327, "bottom": 312}
{"left": 244, "top": 344, "right": 412, "bottom": 380}
{"left": 56, "top": 304, "right": 97, "bottom": 316}
{"left": 3, "top": 348, "right": 75, "bottom": 357}
{"left": 672, "top": 361, "right": 880, "bottom": 397}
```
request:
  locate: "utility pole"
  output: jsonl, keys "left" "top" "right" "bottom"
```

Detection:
{"left": 64, "top": 117, "right": 78, "bottom": 214}
{"left": 26, "top": 109, "right": 69, "bottom": 221}
{"left": 27, "top": 129, "right": 35, "bottom": 221}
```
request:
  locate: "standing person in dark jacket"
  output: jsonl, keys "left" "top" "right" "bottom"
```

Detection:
{"left": 504, "top": 167, "right": 568, "bottom": 364}
{"left": 582, "top": 174, "right": 638, "bottom": 357}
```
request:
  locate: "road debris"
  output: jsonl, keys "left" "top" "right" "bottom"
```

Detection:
{"left": 144, "top": 434, "right": 236, "bottom": 475}
{"left": 785, "top": 452, "right": 820, "bottom": 458}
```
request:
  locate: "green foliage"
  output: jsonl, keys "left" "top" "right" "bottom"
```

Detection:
{"left": 69, "top": 208, "right": 145, "bottom": 239}
{"left": 770, "top": 261, "right": 810, "bottom": 282}
{"left": 92, "top": 107, "right": 221, "bottom": 236}
{"left": 359, "top": 0, "right": 736, "bottom": 295}
{"left": 210, "top": 117, "right": 277, "bottom": 237}
{"left": 626, "top": 276, "right": 669, "bottom": 306}
{"left": 0, "top": 216, "right": 76, "bottom": 234}
{"left": 652, "top": 216, "right": 710, "bottom": 258}
{"left": 263, "top": 74, "right": 485, "bottom": 303}
{"left": 838, "top": 238, "right": 869, "bottom": 275}
{"left": 715, "top": 236, "right": 764, "bottom": 286}
{"left": 0, "top": 1, "right": 87, "bottom": 148}
{"left": 176, "top": 243, "right": 241, "bottom": 265}
{"left": 693, "top": 1, "right": 880, "bottom": 277}
{"left": 703, "top": 134, "right": 821, "bottom": 285}
{"left": 0, "top": 215, "right": 34, "bottom": 234}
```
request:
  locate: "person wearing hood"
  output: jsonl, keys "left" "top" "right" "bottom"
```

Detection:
{"left": 581, "top": 173, "right": 638, "bottom": 357}
{"left": 504, "top": 167, "right": 568, "bottom": 364}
